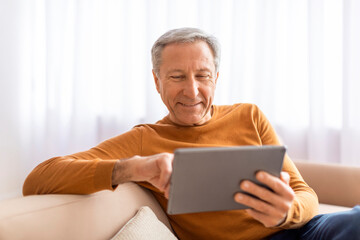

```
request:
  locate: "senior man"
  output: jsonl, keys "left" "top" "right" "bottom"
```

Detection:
{"left": 23, "top": 28, "right": 359, "bottom": 239}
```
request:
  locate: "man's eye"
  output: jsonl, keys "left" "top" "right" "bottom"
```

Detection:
{"left": 170, "top": 76, "right": 183, "bottom": 79}
{"left": 196, "top": 75, "right": 210, "bottom": 80}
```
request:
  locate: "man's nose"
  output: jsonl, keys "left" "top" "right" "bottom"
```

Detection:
{"left": 183, "top": 77, "right": 199, "bottom": 99}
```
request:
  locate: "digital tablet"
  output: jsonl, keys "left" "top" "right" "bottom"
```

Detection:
{"left": 167, "top": 145, "right": 286, "bottom": 215}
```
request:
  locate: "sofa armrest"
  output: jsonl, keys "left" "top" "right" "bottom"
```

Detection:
{"left": 0, "top": 182, "right": 170, "bottom": 240}
{"left": 294, "top": 160, "right": 360, "bottom": 208}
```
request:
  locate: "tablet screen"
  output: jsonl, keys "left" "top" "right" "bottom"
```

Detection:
{"left": 167, "top": 145, "right": 286, "bottom": 215}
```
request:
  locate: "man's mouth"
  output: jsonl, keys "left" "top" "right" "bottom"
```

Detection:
{"left": 179, "top": 102, "right": 201, "bottom": 107}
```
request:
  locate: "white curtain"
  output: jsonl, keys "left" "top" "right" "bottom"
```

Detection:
{"left": 1, "top": 0, "right": 359, "bottom": 200}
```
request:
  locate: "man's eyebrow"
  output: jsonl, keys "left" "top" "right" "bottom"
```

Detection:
{"left": 197, "top": 68, "right": 212, "bottom": 72}
{"left": 166, "top": 68, "right": 213, "bottom": 75}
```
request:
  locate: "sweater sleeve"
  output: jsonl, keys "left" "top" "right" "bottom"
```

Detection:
{"left": 253, "top": 105, "right": 318, "bottom": 229}
{"left": 23, "top": 127, "right": 142, "bottom": 196}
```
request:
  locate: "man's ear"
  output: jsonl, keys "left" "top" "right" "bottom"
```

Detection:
{"left": 215, "top": 72, "right": 219, "bottom": 85}
{"left": 152, "top": 70, "right": 161, "bottom": 93}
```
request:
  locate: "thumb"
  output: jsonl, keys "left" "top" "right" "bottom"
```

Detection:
{"left": 280, "top": 171, "right": 290, "bottom": 185}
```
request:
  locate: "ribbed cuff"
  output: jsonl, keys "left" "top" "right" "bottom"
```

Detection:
{"left": 93, "top": 159, "right": 118, "bottom": 192}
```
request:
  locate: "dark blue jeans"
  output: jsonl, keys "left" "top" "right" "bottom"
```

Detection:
{"left": 270, "top": 206, "right": 360, "bottom": 240}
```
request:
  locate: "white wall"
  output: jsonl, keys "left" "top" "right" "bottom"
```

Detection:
{"left": 0, "top": 0, "right": 27, "bottom": 200}
{"left": 1, "top": 0, "right": 359, "bottom": 201}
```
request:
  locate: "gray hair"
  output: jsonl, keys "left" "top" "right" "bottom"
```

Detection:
{"left": 151, "top": 27, "right": 221, "bottom": 76}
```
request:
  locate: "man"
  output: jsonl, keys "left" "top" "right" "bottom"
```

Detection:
{"left": 23, "top": 28, "right": 359, "bottom": 239}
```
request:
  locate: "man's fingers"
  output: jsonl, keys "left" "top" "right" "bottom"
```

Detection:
{"left": 255, "top": 171, "right": 294, "bottom": 200}
{"left": 164, "top": 182, "right": 170, "bottom": 199}
{"left": 141, "top": 152, "right": 173, "bottom": 194}
{"left": 157, "top": 153, "right": 173, "bottom": 190}
{"left": 238, "top": 181, "right": 291, "bottom": 212}
{"left": 234, "top": 171, "right": 295, "bottom": 227}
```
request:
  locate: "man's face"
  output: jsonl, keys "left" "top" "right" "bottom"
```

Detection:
{"left": 153, "top": 41, "right": 219, "bottom": 126}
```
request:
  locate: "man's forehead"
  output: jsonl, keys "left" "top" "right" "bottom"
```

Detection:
{"left": 157, "top": 41, "right": 216, "bottom": 76}
{"left": 166, "top": 67, "right": 213, "bottom": 73}
{"left": 162, "top": 42, "right": 214, "bottom": 61}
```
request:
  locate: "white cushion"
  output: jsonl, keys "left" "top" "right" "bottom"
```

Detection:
{"left": 110, "top": 206, "right": 177, "bottom": 240}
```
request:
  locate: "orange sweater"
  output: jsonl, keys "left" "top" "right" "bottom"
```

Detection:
{"left": 23, "top": 104, "right": 318, "bottom": 239}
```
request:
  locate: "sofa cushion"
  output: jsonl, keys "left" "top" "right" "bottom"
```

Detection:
{"left": 318, "top": 203, "right": 352, "bottom": 214}
{"left": 0, "top": 183, "right": 172, "bottom": 240}
{"left": 294, "top": 160, "right": 360, "bottom": 208}
{"left": 111, "top": 206, "right": 177, "bottom": 240}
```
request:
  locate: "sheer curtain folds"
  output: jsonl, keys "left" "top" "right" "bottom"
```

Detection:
{"left": 0, "top": 0, "right": 359, "bottom": 200}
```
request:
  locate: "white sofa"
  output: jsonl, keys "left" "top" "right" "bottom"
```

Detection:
{"left": 0, "top": 161, "right": 359, "bottom": 240}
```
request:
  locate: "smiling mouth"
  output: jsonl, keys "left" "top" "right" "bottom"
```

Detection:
{"left": 178, "top": 102, "right": 202, "bottom": 108}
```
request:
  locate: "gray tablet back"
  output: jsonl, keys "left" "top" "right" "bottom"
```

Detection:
{"left": 167, "top": 145, "right": 286, "bottom": 215}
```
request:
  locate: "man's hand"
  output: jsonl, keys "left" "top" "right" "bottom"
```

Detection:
{"left": 234, "top": 171, "right": 295, "bottom": 228}
{"left": 112, "top": 153, "right": 174, "bottom": 198}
